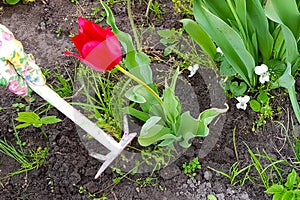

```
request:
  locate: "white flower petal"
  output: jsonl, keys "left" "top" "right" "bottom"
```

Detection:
{"left": 243, "top": 95, "right": 250, "bottom": 103}
{"left": 216, "top": 47, "right": 223, "bottom": 55}
{"left": 188, "top": 64, "right": 199, "bottom": 77}
{"left": 236, "top": 96, "right": 250, "bottom": 110}
{"left": 255, "top": 64, "right": 268, "bottom": 75}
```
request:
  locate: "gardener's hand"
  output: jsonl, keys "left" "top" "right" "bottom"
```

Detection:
{"left": 0, "top": 24, "right": 45, "bottom": 97}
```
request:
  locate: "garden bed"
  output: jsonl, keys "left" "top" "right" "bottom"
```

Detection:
{"left": 0, "top": 1, "right": 299, "bottom": 199}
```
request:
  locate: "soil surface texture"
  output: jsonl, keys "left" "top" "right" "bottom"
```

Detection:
{"left": 0, "top": 1, "right": 299, "bottom": 200}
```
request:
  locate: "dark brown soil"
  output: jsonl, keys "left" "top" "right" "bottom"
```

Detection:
{"left": 0, "top": 1, "right": 299, "bottom": 200}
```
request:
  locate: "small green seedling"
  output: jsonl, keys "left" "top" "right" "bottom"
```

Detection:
{"left": 265, "top": 169, "right": 300, "bottom": 200}
{"left": 182, "top": 157, "right": 201, "bottom": 178}
{"left": 207, "top": 194, "right": 218, "bottom": 200}
{"left": 15, "top": 111, "right": 61, "bottom": 137}
{"left": 5, "top": 0, "right": 35, "bottom": 5}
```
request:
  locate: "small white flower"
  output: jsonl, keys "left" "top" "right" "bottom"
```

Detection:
{"left": 236, "top": 96, "right": 250, "bottom": 110}
{"left": 216, "top": 47, "right": 223, "bottom": 55}
{"left": 188, "top": 64, "right": 199, "bottom": 77}
{"left": 255, "top": 64, "right": 270, "bottom": 84}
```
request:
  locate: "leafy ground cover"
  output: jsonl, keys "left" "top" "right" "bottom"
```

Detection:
{"left": 0, "top": 0, "right": 299, "bottom": 199}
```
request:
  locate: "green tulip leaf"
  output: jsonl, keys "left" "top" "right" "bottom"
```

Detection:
{"left": 125, "top": 85, "right": 147, "bottom": 103}
{"left": 181, "top": 18, "right": 216, "bottom": 59}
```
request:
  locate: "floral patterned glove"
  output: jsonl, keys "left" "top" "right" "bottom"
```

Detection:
{"left": 0, "top": 24, "right": 45, "bottom": 97}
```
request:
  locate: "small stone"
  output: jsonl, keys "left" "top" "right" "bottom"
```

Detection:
{"left": 135, "top": 187, "right": 140, "bottom": 193}
{"left": 216, "top": 193, "right": 225, "bottom": 200}
{"left": 224, "top": 147, "right": 235, "bottom": 158}
{"left": 240, "top": 191, "right": 250, "bottom": 200}
{"left": 206, "top": 182, "right": 212, "bottom": 188}
{"left": 213, "top": 181, "right": 225, "bottom": 193}
{"left": 204, "top": 171, "right": 213, "bottom": 181}
{"left": 195, "top": 174, "right": 201, "bottom": 181}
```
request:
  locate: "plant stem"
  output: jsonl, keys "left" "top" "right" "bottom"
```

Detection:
{"left": 127, "top": 0, "right": 141, "bottom": 51}
{"left": 115, "top": 64, "right": 163, "bottom": 105}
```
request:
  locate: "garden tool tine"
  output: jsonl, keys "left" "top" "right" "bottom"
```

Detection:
{"left": 28, "top": 83, "right": 136, "bottom": 178}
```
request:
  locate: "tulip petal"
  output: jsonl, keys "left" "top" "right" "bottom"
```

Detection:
{"left": 71, "top": 34, "right": 94, "bottom": 56}
{"left": 84, "top": 36, "right": 122, "bottom": 71}
{"left": 78, "top": 17, "right": 107, "bottom": 42}
{"left": 81, "top": 41, "right": 101, "bottom": 58}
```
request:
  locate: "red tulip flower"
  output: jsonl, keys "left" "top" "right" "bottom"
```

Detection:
{"left": 66, "top": 17, "right": 163, "bottom": 106}
{"left": 65, "top": 17, "right": 122, "bottom": 71}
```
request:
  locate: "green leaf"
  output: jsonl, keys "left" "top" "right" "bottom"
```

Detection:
{"left": 177, "top": 105, "right": 228, "bottom": 148}
{"left": 193, "top": 0, "right": 256, "bottom": 87}
{"left": 5, "top": 0, "right": 20, "bottom": 5}
{"left": 265, "top": 0, "right": 300, "bottom": 40}
{"left": 277, "top": 63, "right": 295, "bottom": 89}
{"left": 229, "top": 81, "right": 247, "bottom": 97}
{"left": 207, "top": 194, "right": 217, "bottom": 200}
{"left": 181, "top": 19, "right": 217, "bottom": 59}
{"left": 285, "top": 169, "right": 297, "bottom": 189}
{"left": 15, "top": 123, "right": 31, "bottom": 129}
{"left": 250, "top": 100, "right": 261, "bottom": 112}
{"left": 40, "top": 116, "right": 62, "bottom": 125}
{"left": 282, "top": 191, "right": 295, "bottom": 200}
{"left": 125, "top": 85, "right": 147, "bottom": 103}
{"left": 246, "top": 0, "right": 274, "bottom": 62}
{"left": 257, "top": 92, "right": 269, "bottom": 104}
{"left": 15, "top": 112, "right": 40, "bottom": 123}
{"left": 122, "top": 107, "right": 149, "bottom": 122}
{"left": 265, "top": 184, "right": 285, "bottom": 194}
{"left": 163, "top": 87, "right": 181, "bottom": 125}
{"left": 220, "top": 59, "right": 236, "bottom": 76}
{"left": 138, "top": 116, "right": 176, "bottom": 146}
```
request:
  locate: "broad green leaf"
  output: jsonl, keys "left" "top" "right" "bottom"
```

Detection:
{"left": 277, "top": 63, "right": 295, "bottom": 89}
{"left": 140, "top": 116, "right": 162, "bottom": 136}
{"left": 285, "top": 169, "right": 297, "bottom": 189}
{"left": 250, "top": 100, "right": 261, "bottom": 113}
{"left": 282, "top": 191, "right": 295, "bottom": 200}
{"left": 276, "top": 63, "right": 300, "bottom": 124}
{"left": 177, "top": 105, "right": 228, "bottom": 148}
{"left": 138, "top": 116, "right": 175, "bottom": 146}
{"left": 15, "top": 112, "right": 40, "bottom": 123}
{"left": 15, "top": 123, "right": 31, "bottom": 129}
{"left": 5, "top": 0, "right": 20, "bottom": 5}
{"left": 177, "top": 111, "right": 200, "bottom": 148}
{"left": 257, "top": 92, "right": 269, "bottom": 104}
{"left": 197, "top": 106, "right": 228, "bottom": 135}
{"left": 122, "top": 107, "right": 149, "bottom": 122}
{"left": 163, "top": 87, "right": 181, "bottom": 125}
{"left": 40, "top": 116, "right": 62, "bottom": 125}
{"left": 265, "top": 0, "right": 300, "bottom": 40}
{"left": 194, "top": 0, "right": 256, "bottom": 87}
{"left": 229, "top": 81, "right": 247, "bottom": 97}
{"left": 125, "top": 85, "right": 147, "bottom": 103}
{"left": 278, "top": 25, "right": 299, "bottom": 64}
{"left": 265, "top": 184, "right": 284, "bottom": 194}
{"left": 181, "top": 19, "right": 216, "bottom": 59}
{"left": 201, "top": 0, "right": 234, "bottom": 23}
{"left": 246, "top": 0, "right": 274, "bottom": 62}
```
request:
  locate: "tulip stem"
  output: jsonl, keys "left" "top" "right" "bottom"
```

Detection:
{"left": 115, "top": 64, "right": 163, "bottom": 105}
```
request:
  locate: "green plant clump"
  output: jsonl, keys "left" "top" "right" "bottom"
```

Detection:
{"left": 266, "top": 169, "right": 300, "bottom": 200}
{"left": 182, "top": 157, "right": 201, "bottom": 178}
